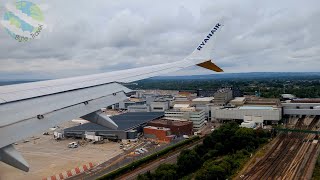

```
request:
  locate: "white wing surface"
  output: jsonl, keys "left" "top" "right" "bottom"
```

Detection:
{"left": 0, "top": 23, "right": 223, "bottom": 171}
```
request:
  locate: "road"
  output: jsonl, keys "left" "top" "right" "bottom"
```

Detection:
{"left": 121, "top": 150, "right": 180, "bottom": 180}
{"left": 68, "top": 139, "right": 185, "bottom": 180}
{"left": 67, "top": 141, "right": 146, "bottom": 180}
{"left": 68, "top": 123, "right": 213, "bottom": 180}
{"left": 117, "top": 139, "right": 203, "bottom": 180}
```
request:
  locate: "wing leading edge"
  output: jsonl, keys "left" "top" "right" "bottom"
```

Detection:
{"left": 0, "top": 23, "right": 223, "bottom": 172}
{"left": 0, "top": 23, "right": 223, "bottom": 104}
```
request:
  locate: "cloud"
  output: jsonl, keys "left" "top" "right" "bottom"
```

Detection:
{"left": 0, "top": 0, "right": 319, "bottom": 80}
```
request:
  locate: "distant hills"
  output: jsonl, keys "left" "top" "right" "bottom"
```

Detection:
{"left": 150, "top": 72, "right": 320, "bottom": 80}
{"left": 0, "top": 72, "right": 319, "bottom": 86}
{"left": 0, "top": 80, "right": 41, "bottom": 86}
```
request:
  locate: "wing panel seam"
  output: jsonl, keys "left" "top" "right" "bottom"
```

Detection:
{"left": 0, "top": 90, "right": 125, "bottom": 128}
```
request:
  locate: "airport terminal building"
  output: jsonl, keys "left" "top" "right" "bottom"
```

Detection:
{"left": 211, "top": 106, "right": 282, "bottom": 123}
{"left": 64, "top": 112, "right": 164, "bottom": 140}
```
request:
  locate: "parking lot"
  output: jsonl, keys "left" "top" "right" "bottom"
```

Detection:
{"left": 0, "top": 121, "right": 123, "bottom": 180}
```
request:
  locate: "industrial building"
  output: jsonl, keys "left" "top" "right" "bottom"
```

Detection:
{"left": 240, "top": 115, "right": 264, "bottom": 128}
{"left": 214, "top": 88, "right": 233, "bottom": 105}
{"left": 150, "top": 100, "right": 170, "bottom": 112}
{"left": 143, "top": 126, "right": 175, "bottom": 143}
{"left": 174, "top": 95, "right": 190, "bottom": 103}
{"left": 245, "top": 97, "right": 280, "bottom": 106}
{"left": 128, "top": 104, "right": 150, "bottom": 112}
{"left": 192, "top": 97, "right": 214, "bottom": 117}
{"left": 229, "top": 97, "right": 246, "bottom": 106}
{"left": 63, "top": 112, "right": 164, "bottom": 140}
{"left": 147, "top": 119, "right": 193, "bottom": 136}
{"left": 282, "top": 99, "right": 320, "bottom": 115}
{"left": 165, "top": 108, "right": 206, "bottom": 131}
{"left": 211, "top": 106, "right": 282, "bottom": 123}
{"left": 127, "top": 99, "right": 170, "bottom": 112}
{"left": 192, "top": 97, "right": 214, "bottom": 105}
{"left": 113, "top": 98, "right": 146, "bottom": 110}
{"left": 173, "top": 103, "right": 191, "bottom": 110}
{"left": 280, "top": 94, "right": 296, "bottom": 101}
{"left": 196, "top": 89, "right": 217, "bottom": 97}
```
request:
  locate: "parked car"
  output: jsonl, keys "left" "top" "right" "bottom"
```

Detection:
{"left": 68, "top": 142, "right": 78, "bottom": 148}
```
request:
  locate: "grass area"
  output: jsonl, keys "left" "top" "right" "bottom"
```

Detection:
{"left": 97, "top": 136, "right": 200, "bottom": 180}
{"left": 312, "top": 152, "right": 320, "bottom": 180}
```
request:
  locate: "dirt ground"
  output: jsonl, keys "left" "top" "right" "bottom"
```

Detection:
{"left": 0, "top": 121, "right": 123, "bottom": 180}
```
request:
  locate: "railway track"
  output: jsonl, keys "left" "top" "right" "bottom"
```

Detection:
{"left": 242, "top": 115, "right": 320, "bottom": 180}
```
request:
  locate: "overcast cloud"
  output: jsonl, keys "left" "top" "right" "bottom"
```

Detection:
{"left": 0, "top": 0, "right": 319, "bottom": 80}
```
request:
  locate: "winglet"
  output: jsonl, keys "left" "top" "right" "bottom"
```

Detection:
{"left": 0, "top": 144, "right": 29, "bottom": 172}
{"left": 197, "top": 60, "right": 223, "bottom": 72}
{"left": 186, "top": 23, "right": 223, "bottom": 72}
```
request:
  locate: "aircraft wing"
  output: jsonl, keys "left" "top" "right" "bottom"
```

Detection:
{"left": 0, "top": 23, "right": 223, "bottom": 171}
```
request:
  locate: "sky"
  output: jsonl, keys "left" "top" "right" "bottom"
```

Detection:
{"left": 0, "top": 0, "right": 319, "bottom": 80}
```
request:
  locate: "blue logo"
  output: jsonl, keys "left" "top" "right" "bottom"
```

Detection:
{"left": 197, "top": 23, "right": 221, "bottom": 51}
{"left": 1, "top": 1, "right": 45, "bottom": 42}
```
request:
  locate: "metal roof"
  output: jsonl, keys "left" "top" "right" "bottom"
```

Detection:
{"left": 65, "top": 112, "right": 164, "bottom": 131}
{"left": 173, "top": 104, "right": 190, "bottom": 108}
{"left": 281, "top": 94, "right": 296, "bottom": 99}
{"left": 230, "top": 97, "right": 246, "bottom": 102}
{"left": 239, "top": 106, "right": 274, "bottom": 110}
{"left": 192, "top": 97, "right": 214, "bottom": 102}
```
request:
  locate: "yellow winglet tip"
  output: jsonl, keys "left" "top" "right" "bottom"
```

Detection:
{"left": 197, "top": 60, "right": 223, "bottom": 72}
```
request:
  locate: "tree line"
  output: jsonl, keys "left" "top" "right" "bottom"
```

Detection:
{"left": 127, "top": 78, "right": 320, "bottom": 98}
{"left": 137, "top": 122, "right": 271, "bottom": 180}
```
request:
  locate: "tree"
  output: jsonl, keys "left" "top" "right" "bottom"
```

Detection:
{"left": 177, "top": 149, "right": 202, "bottom": 176}
{"left": 154, "top": 164, "right": 178, "bottom": 180}
{"left": 234, "top": 128, "right": 256, "bottom": 150}
{"left": 195, "top": 164, "right": 226, "bottom": 180}
{"left": 137, "top": 171, "right": 153, "bottom": 180}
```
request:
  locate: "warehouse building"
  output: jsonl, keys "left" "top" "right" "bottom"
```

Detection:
{"left": 165, "top": 108, "right": 206, "bottom": 131}
{"left": 282, "top": 99, "right": 320, "bottom": 115}
{"left": 114, "top": 99, "right": 146, "bottom": 110}
{"left": 196, "top": 89, "right": 217, "bottom": 97}
{"left": 245, "top": 97, "right": 280, "bottom": 106}
{"left": 174, "top": 95, "right": 190, "bottom": 104}
{"left": 64, "top": 112, "right": 164, "bottom": 140}
{"left": 211, "top": 106, "right": 282, "bottom": 123}
{"left": 192, "top": 97, "right": 214, "bottom": 118}
{"left": 192, "top": 97, "right": 214, "bottom": 105}
{"left": 214, "top": 88, "right": 233, "bottom": 105}
{"left": 143, "top": 126, "right": 175, "bottom": 143}
{"left": 173, "top": 103, "right": 191, "bottom": 110}
{"left": 280, "top": 94, "right": 296, "bottom": 101}
{"left": 128, "top": 104, "right": 150, "bottom": 112}
{"left": 150, "top": 100, "right": 170, "bottom": 112}
{"left": 229, "top": 97, "right": 246, "bottom": 106}
{"left": 147, "top": 119, "right": 193, "bottom": 136}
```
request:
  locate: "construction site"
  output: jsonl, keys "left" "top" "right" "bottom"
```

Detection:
{"left": 240, "top": 115, "right": 320, "bottom": 180}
